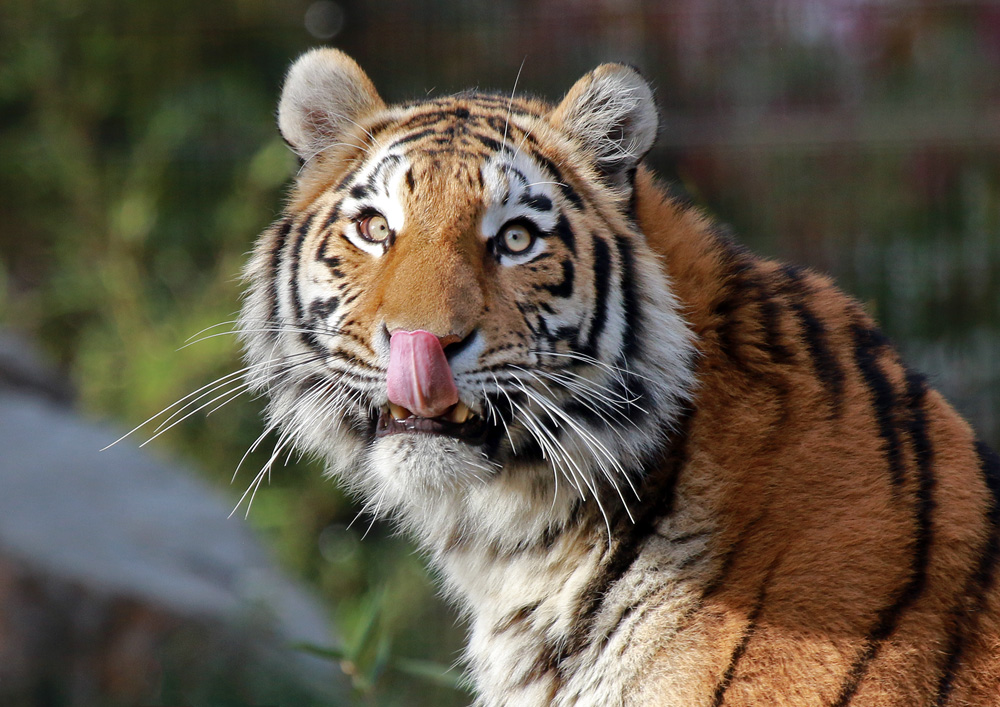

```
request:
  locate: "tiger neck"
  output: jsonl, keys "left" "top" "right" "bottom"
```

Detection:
{"left": 416, "top": 408, "right": 696, "bottom": 610}
{"left": 420, "top": 417, "right": 716, "bottom": 704}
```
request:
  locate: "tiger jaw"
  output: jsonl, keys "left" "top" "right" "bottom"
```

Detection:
{"left": 374, "top": 400, "right": 488, "bottom": 444}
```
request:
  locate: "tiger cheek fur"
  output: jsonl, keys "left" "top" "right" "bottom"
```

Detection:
{"left": 238, "top": 48, "right": 1000, "bottom": 707}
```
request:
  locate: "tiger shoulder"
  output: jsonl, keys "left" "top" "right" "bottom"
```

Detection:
{"left": 237, "top": 48, "right": 1000, "bottom": 705}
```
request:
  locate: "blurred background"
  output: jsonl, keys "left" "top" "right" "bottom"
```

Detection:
{"left": 1, "top": 0, "right": 997, "bottom": 705}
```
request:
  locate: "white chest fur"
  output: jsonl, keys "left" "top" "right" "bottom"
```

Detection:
{"left": 436, "top": 511, "right": 715, "bottom": 707}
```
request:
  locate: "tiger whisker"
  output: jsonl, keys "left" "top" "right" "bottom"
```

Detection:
{"left": 511, "top": 365, "right": 642, "bottom": 433}
{"left": 501, "top": 57, "right": 527, "bottom": 184}
{"left": 181, "top": 325, "right": 341, "bottom": 350}
{"left": 517, "top": 376, "right": 635, "bottom": 488}
{"left": 142, "top": 379, "right": 257, "bottom": 448}
{"left": 530, "top": 349, "right": 656, "bottom": 386}
{"left": 183, "top": 317, "right": 244, "bottom": 343}
{"left": 511, "top": 367, "right": 639, "bottom": 466}
{"left": 233, "top": 423, "right": 278, "bottom": 483}
{"left": 231, "top": 370, "right": 339, "bottom": 518}
{"left": 524, "top": 180, "right": 569, "bottom": 190}
{"left": 512, "top": 379, "right": 636, "bottom": 522}
{"left": 144, "top": 352, "right": 323, "bottom": 443}
{"left": 359, "top": 484, "right": 389, "bottom": 539}
{"left": 500, "top": 381, "right": 589, "bottom": 499}
{"left": 231, "top": 428, "right": 295, "bottom": 519}
{"left": 487, "top": 378, "right": 519, "bottom": 455}
{"left": 534, "top": 366, "right": 643, "bottom": 407}
{"left": 101, "top": 352, "right": 321, "bottom": 451}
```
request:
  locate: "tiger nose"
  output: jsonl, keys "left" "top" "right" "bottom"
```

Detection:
{"left": 386, "top": 329, "right": 460, "bottom": 418}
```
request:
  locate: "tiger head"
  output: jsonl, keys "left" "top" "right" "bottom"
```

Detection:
{"left": 240, "top": 49, "right": 696, "bottom": 547}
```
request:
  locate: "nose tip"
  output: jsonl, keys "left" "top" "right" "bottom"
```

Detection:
{"left": 436, "top": 333, "right": 461, "bottom": 348}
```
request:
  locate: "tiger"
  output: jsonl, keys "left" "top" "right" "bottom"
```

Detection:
{"left": 237, "top": 48, "right": 1000, "bottom": 706}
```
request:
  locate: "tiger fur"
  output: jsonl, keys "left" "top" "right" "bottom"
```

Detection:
{"left": 238, "top": 48, "right": 1000, "bottom": 706}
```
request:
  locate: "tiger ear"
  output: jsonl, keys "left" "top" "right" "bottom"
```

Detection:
{"left": 549, "top": 64, "right": 658, "bottom": 193}
{"left": 277, "top": 48, "right": 386, "bottom": 160}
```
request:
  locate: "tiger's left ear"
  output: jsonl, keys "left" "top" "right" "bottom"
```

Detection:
{"left": 550, "top": 64, "right": 658, "bottom": 194}
{"left": 277, "top": 48, "right": 386, "bottom": 161}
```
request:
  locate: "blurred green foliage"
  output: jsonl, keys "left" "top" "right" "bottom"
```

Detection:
{"left": 1, "top": 0, "right": 997, "bottom": 704}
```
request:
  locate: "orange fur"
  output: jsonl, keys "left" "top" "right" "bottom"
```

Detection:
{"left": 241, "top": 49, "right": 1000, "bottom": 705}
{"left": 636, "top": 168, "right": 1000, "bottom": 704}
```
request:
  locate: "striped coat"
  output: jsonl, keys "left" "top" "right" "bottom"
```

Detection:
{"left": 238, "top": 49, "right": 1000, "bottom": 705}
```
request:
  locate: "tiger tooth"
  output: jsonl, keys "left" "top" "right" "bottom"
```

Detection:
{"left": 450, "top": 402, "right": 471, "bottom": 423}
{"left": 389, "top": 403, "right": 411, "bottom": 420}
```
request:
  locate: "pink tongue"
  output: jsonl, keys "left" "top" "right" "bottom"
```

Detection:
{"left": 386, "top": 330, "right": 459, "bottom": 419}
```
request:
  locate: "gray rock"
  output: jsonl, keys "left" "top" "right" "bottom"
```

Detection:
{"left": 0, "top": 333, "right": 345, "bottom": 705}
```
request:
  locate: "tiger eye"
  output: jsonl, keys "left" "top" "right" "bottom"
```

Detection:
{"left": 500, "top": 223, "right": 533, "bottom": 254}
{"left": 357, "top": 214, "right": 391, "bottom": 243}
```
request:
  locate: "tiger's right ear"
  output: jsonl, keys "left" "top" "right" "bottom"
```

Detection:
{"left": 549, "top": 63, "right": 658, "bottom": 195}
{"left": 277, "top": 48, "right": 386, "bottom": 160}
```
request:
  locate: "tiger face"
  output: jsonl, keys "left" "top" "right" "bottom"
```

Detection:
{"left": 240, "top": 49, "right": 695, "bottom": 544}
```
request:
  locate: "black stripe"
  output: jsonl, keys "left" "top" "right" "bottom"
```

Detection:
{"left": 559, "top": 409, "right": 693, "bottom": 659}
{"left": 903, "top": 371, "right": 935, "bottom": 510}
{"left": 711, "top": 556, "right": 781, "bottom": 707}
{"left": 484, "top": 114, "right": 535, "bottom": 143}
{"left": 759, "top": 291, "right": 793, "bottom": 364}
{"left": 711, "top": 257, "right": 755, "bottom": 368}
{"left": 393, "top": 109, "right": 462, "bottom": 130}
{"left": 541, "top": 260, "right": 574, "bottom": 298}
{"left": 606, "top": 373, "right": 649, "bottom": 429}
{"left": 471, "top": 132, "right": 502, "bottom": 153}
{"left": 363, "top": 118, "right": 394, "bottom": 140}
{"left": 615, "top": 235, "right": 642, "bottom": 359}
{"left": 349, "top": 183, "right": 371, "bottom": 200}
{"left": 851, "top": 321, "right": 905, "bottom": 488}
{"left": 711, "top": 610, "right": 760, "bottom": 707}
{"left": 493, "top": 601, "right": 541, "bottom": 636}
{"left": 521, "top": 410, "right": 692, "bottom": 692}
{"left": 333, "top": 164, "right": 362, "bottom": 193}
{"left": 586, "top": 235, "right": 612, "bottom": 355}
{"left": 315, "top": 234, "right": 343, "bottom": 275}
{"left": 370, "top": 153, "right": 403, "bottom": 184}
{"left": 520, "top": 192, "right": 553, "bottom": 212}
{"left": 308, "top": 295, "right": 339, "bottom": 321}
{"left": 561, "top": 396, "right": 603, "bottom": 427}
{"left": 831, "top": 368, "right": 936, "bottom": 706}
{"left": 405, "top": 167, "right": 415, "bottom": 192}
{"left": 267, "top": 219, "right": 293, "bottom": 326}
{"left": 709, "top": 250, "right": 794, "bottom": 435}
{"left": 390, "top": 127, "right": 436, "bottom": 148}
{"left": 551, "top": 213, "right": 576, "bottom": 255}
{"left": 465, "top": 92, "right": 535, "bottom": 111}
{"left": 507, "top": 167, "right": 528, "bottom": 187}
{"left": 696, "top": 506, "right": 775, "bottom": 627}
{"left": 322, "top": 201, "right": 341, "bottom": 230}
{"left": 779, "top": 266, "right": 846, "bottom": 415}
{"left": 289, "top": 213, "right": 317, "bottom": 324}
{"left": 531, "top": 153, "right": 584, "bottom": 209}
{"left": 934, "top": 441, "right": 1000, "bottom": 705}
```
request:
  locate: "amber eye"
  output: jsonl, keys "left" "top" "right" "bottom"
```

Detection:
{"left": 356, "top": 213, "right": 391, "bottom": 243}
{"left": 500, "top": 223, "right": 534, "bottom": 254}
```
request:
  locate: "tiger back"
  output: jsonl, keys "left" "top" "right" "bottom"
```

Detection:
{"left": 239, "top": 48, "right": 1000, "bottom": 705}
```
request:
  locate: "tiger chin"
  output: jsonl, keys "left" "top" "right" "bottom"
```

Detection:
{"left": 238, "top": 48, "right": 1000, "bottom": 706}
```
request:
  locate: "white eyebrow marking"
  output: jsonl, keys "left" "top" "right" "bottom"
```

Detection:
{"left": 480, "top": 147, "right": 559, "bottom": 239}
